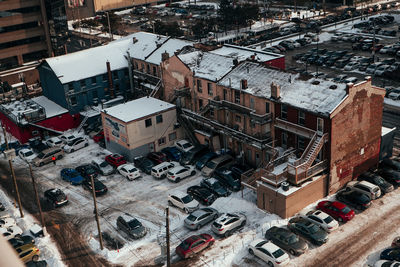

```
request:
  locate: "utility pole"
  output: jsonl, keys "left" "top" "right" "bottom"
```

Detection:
{"left": 166, "top": 207, "right": 170, "bottom": 267}
{"left": 1, "top": 125, "right": 23, "bottom": 218}
{"left": 90, "top": 176, "right": 103, "bottom": 250}
{"left": 28, "top": 163, "right": 45, "bottom": 230}
{"left": 106, "top": 11, "right": 113, "bottom": 41}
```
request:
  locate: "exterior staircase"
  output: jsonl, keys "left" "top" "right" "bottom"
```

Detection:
{"left": 149, "top": 80, "right": 162, "bottom": 98}
{"left": 177, "top": 114, "right": 199, "bottom": 146}
{"left": 76, "top": 115, "right": 89, "bottom": 133}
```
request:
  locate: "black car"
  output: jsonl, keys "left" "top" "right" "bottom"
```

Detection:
{"left": 187, "top": 186, "right": 216, "bottom": 206}
{"left": 200, "top": 177, "right": 230, "bottom": 197}
{"left": 214, "top": 167, "right": 241, "bottom": 192}
{"left": 381, "top": 158, "right": 400, "bottom": 171}
{"left": 28, "top": 137, "right": 49, "bottom": 153}
{"left": 76, "top": 164, "right": 99, "bottom": 179}
{"left": 180, "top": 145, "right": 210, "bottom": 165}
{"left": 265, "top": 226, "right": 308, "bottom": 256}
{"left": 82, "top": 178, "right": 108, "bottom": 196}
{"left": 336, "top": 189, "right": 371, "bottom": 210}
{"left": 8, "top": 235, "right": 35, "bottom": 249}
{"left": 133, "top": 156, "right": 155, "bottom": 174}
{"left": 230, "top": 164, "right": 250, "bottom": 181}
{"left": 44, "top": 188, "right": 68, "bottom": 208}
{"left": 378, "top": 169, "right": 400, "bottom": 187}
{"left": 359, "top": 172, "right": 394, "bottom": 194}
{"left": 287, "top": 217, "right": 328, "bottom": 245}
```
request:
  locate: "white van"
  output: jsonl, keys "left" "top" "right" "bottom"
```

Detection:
{"left": 151, "top": 161, "right": 179, "bottom": 179}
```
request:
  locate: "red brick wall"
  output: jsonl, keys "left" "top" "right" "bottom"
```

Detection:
{"left": 265, "top": 57, "right": 285, "bottom": 70}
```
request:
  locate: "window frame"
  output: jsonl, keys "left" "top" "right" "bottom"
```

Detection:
{"left": 281, "top": 104, "right": 288, "bottom": 120}
{"left": 145, "top": 118, "right": 152, "bottom": 128}
{"left": 298, "top": 110, "right": 305, "bottom": 125}
{"left": 156, "top": 114, "right": 163, "bottom": 124}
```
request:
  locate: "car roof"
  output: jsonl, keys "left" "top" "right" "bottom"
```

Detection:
{"left": 332, "top": 201, "right": 346, "bottom": 209}
{"left": 177, "top": 140, "right": 190, "bottom": 145}
{"left": 190, "top": 209, "right": 208, "bottom": 217}
{"left": 170, "top": 166, "right": 186, "bottom": 172}
{"left": 170, "top": 191, "right": 187, "bottom": 198}
{"left": 311, "top": 210, "right": 329, "bottom": 219}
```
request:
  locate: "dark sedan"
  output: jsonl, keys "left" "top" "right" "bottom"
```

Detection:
{"left": 336, "top": 189, "right": 371, "bottom": 211}
{"left": 195, "top": 152, "right": 218, "bottom": 170}
{"left": 187, "top": 186, "right": 216, "bottom": 206}
{"left": 76, "top": 164, "right": 98, "bottom": 180}
{"left": 200, "top": 177, "right": 230, "bottom": 197}
{"left": 214, "top": 167, "right": 241, "bottom": 192}
{"left": 288, "top": 217, "right": 328, "bottom": 245}
{"left": 8, "top": 235, "right": 35, "bottom": 249}
{"left": 133, "top": 156, "right": 155, "bottom": 174}
{"left": 380, "top": 248, "right": 400, "bottom": 261}
{"left": 265, "top": 226, "right": 308, "bottom": 256}
{"left": 378, "top": 169, "right": 400, "bottom": 187}
{"left": 82, "top": 178, "right": 108, "bottom": 196}
{"left": 147, "top": 152, "right": 168, "bottom": 164}
{"left": 381, "top": 158, "right": 400, "bottom": 171}
{"left": 359, "top": 172, "right": 394, "bottom": 194}
{"left": 161, "top": 147, "right": 182, "bottom": 162}
{"left": 44, "top": 188, "right": 68, "bottom": 208}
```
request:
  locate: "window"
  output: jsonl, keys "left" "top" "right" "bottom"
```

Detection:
{"left": 113, "top": 71, "right": 119, "bottom": 80}
{"left": 281, "top": 104, "right": 287, "bottom": 120}
{"left": 68, "top": 83, "right": 74, "bottom": 91}
{"left": 102, "top": 74, "right": 107, "bottom": 81}
{"left": 158, "top": 137, "right": 166, "bottom": 146}
{"left": 92, "top": 90, "right": 98, "bottom": 99}
{"left": 266, "top": 102, "right": 270, "bottom": 113}
{"left": 235, "top": 115, "right": 241, "bottom": 122}
{"left": 153, "top": 66, "right": 157, "bottom": 76}
{"left": 199, "top": 99, "right": 203, "bottom": 108}
{"left": 235, "top": 91, "right": 240, "bottom": 104}
{"left": 207, "top": 83, "right": 213, "bottom": 96}
{"left": 70, "top": 96, "right": 77, "bottom": 106}
{"left": 169, "top": 132, "right": 177, "bottom": 141}
{"left": 156, "top": 114, "right": 163, "bottom": 124}
{"left": 146, "top": 64, "right": 150, "bottom": 74}
{"left": 134, "top": 62, "right": 138, "bottom": 69}
{"left": 223, "top": 89, "right": 227, "bottom": 100}
{"left": 145, "top": 118, "right": 152, "bottom": 127}
{"left": 250, "top": 121, "right": 255, "bottom": 128}
{"left": 250, "top": 98, "right": 255, "bottom": 109}
{"left": 210, "top": 108, "right": 214, "bottom": 117}
{"left": 124, "top": 69, "right": 129, "bottom": 77}
{"left": 80, "top": 80, "right": 86, "bottom": 88}
{"left": 247, "top": 149, "right": 252, "bottom": 161}
{"left": 282, "top": 132, "right": 287, "bottom": 147}
{"left": 141, "top": 63, "right": 144, "bottom": 71}
{"left": 197, "top": 80, "right": 202, "bottom": 93}
{"left": 298, "top": 136, "right": 306, "bottom": 150}
{"left": 115, "top": 83, "right": 120, "bottom": 92}
{"left": 91, "top": 77, "right": 96, "bottom": 84}
{"left": 298, "top": 111, "right": 305, "bottom": 125}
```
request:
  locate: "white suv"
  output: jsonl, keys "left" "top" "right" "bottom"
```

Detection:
{"left": 345, "top": 180, "right": 381, "bottom": 200}
{"left": 151, "top": 161, "right": 179, "bottom": 179}
{"left": 211, "top": 212, "right": 246, "bottom": 237}
{"left": 168, "top": 192, "right": 199, "bottom": 213}
{"left": 63, "top": 137, "right": 89, "bottom": 153}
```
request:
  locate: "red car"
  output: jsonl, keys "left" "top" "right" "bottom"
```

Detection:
{"left": 317, "top": 201, "right": 355, "bottom": 223}
{"left": 93, "top": 130, "right": 104, "bottom": 143}
{"left": 105, "top": 154, "right": 127, "bottom": 167}
{"left": 175, "top": 233, "right": 214, "bottom": 259}
{"left": 147, "top": 152, "right": 168, "bottom": 164}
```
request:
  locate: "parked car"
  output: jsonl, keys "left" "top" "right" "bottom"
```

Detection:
{"left": 60, "top": 134, "right": 76, "bottom": 144}
{"left": 336, "top": 189, "right": 371, "bottom": 210}
{"left": 264, "top": 226, "right": 308, "bottom": 256}
{"left": 0, "top": 140, "right": 22, "bottom": 153}
{"left": 187, "top": 186, "right": 216, "bottom": 206}
{"left": 374, "top": 260, "right": 400, "bottom": 267}
{"left": 381, "top": 158, "right": 400, "bottom": 171}
{"left": 195, "top": 152, "right": 218, "bottom": 170}
{"left": 378, "top": 169, "right": 400, "bottom": 187}
{"left": 92, "top": 130, "right": 104, "bottom": 143}
{"left": 151, "top": 161, "right": 178, "bottom": 179}
{"left": 184, "top": 207, "right": 219, "bottom": 230}
{"left": 105, "top": 154, "right": 127, "bottom": 167}
{"left": 380, "top": 248, "right": 400, "bottom": 261}
{"left": 317, "top": 201, "right": 355, "bottom": 222}
{"left": 214, "top": 167, "right": 241, "bottom": 191}
{"left": 202, "top": 154, "right": 233, "bottom": 177}
{"left": 28, "top": 137, "right": 48, "bottom": 153}
{"left": 175, "top": 140, "right": 194, "bottom": 153}
{"left": 60, "top": 168, "right": 84, "bottom": 185}
{"left": 33, "top": 147, "right": 64, "bottom": 167}
{"left": 344, "top": 61, "right": 359, "bottom": 71}
{"left": 91, "top": 158, "right": 114, "bottom": 176}
{"left": 359, "top": 172, "right": 394, "bottom": 194}
{"left": 116, "top": 215, "right": 147, "bottom": 239}
{"left": 366, "top": 63, "right": 383, "bottom": 74}
{"left": 63, "top": 137, "right": 89, "bottom": 153}
{"left": 18, "top": 148, "right": 36, "bottom": 162}
{"left": 0, "top": 225, "right": 23, "bottom": 240}
{"left": 133, "top": 156, "right": 155, "bottom": 174}
{"left": 200, "top": 177, "right": 230, "bottom": 197}
{"left": 44, "top": 188, "right": 68, "bottom": 208}
{"left": 287, "top": 217, "right": 328, "bottom": 245}
{"left": 45, "top": 137, "right": 63, "bottom": 147}
{"left": 16, "top": 244, "right": 40, "bottom": 263}
{"left": 0, "top": 216, "right": 15, "bottom": 228}
{"left": 175, "top": 233, "right": 215, "bottom": 259}
{"left": 301, "top": 210, "right": 339, "bottom": 232}
{"left": 180, "top": 145, "right": 210, "bottom": 165}
{"left": 117, "top": 164, "right": 141, "bottom": 180}
{"left": 248, "top": 239, "right": 290, "bottom": 266}
{"left": 76, "top": 164, "right": 98, "bottom": 180}
{"left": 167, "top": 165, "right": 196, "bottom": 182}
{"left": 8, "top": 235, "right": 35, "bottom": 249}
{"left": 345, "top": 180, "right": 381, "bottom": 199}
{"left": 168, "top": 191, "right": 199, "bottom": 213}
{"left": 82, "top": 178, "right": 108, "bottom": 196}
{"left": 393, "top": 237, "right": 400, "bottom": 248}
{"left": 375, "top": 65, "right": 391, "bottom": 76}
{"left": 211, "top": 212, "right": 246, "bottom": 237}
{"left": 161, "top": 146, "right": 182, "bottom": 161}
{"left": 147, "top": 152, "right": 168, "bottom": 164}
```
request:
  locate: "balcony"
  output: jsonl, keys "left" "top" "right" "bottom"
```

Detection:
{"left": 275, "top": 118, "right": 316, "bottom": 139}
{"left": 209, "top": 98, "right": 272, "bottom": 125}
{"left": 287, "top": 160, "right": 328, "bottom": 185}
{"left": 133, "top": 70, "right": 160, "bottom": 85}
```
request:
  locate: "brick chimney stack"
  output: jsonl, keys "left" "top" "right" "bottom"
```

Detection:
{"left": 271, "top": 82, "right": 280, "bottom": 99}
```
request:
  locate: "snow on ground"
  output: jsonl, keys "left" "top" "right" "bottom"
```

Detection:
{"left": 0, "top": 189, "right": 65, "bottom": 266}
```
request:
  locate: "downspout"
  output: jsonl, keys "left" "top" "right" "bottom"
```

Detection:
{"left": 106, "top": 61, "right": 114, "bottom": 99}
{"left": 126, "top": 52, "right": 134, "bottom": 99}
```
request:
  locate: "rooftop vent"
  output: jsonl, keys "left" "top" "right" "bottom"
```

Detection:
{"left": 329, "top": 85, "right": 337, "bottom": 90}
{"left": 312, "top": 80, "right": 320, "bottom": 85}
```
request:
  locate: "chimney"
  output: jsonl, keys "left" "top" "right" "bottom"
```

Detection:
{"left": 233, "top": 58, "right": 239, "bottom": 66}
{"left": 106, "top": 61, "right": 114, "bottom": 99}
{"left": 161, "top": 51, "right": 170, "bottom": 62}
{"left": 132, "top": 37, "right": 138, "bottom": 44}
{"left": 270, "top": 82, "right": 280, "bottom": 99}
{"left": 345, "top": 82, "right": 354, "bottom": 95}
{"left": 241, "top": 79, "right": 248, "bottom": 90}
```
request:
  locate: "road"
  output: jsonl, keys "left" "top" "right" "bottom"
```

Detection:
{"left": 0, "top": 161, "right": 118, "bottom": 267}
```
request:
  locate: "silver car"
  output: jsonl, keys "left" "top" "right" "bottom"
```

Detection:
{"left": 211, "top": 212, "right": 246, "bottom": 237}
{"left": 184, "top": 208, "right": 219, "bottom": 230}
{"left": 91, "top": 159, "right": 114, "bottom": 175}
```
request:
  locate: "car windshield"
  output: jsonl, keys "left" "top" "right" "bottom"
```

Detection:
{"left": 37, "top": 152, "right": 45, "bottom": 159}
{"left": 128, "top": 219, "right": 141, "bottom": 229}
{"left": 323, "top": 216, "right": 333, "bottom": 224}
{"left": 94, "top": 181, "right": 104, "bottom": 189}
{"left": 287, "top": 235, "right": 299, "bottom": 244}
{"left": 341, "top": 206, "right": 351, "bottom": 214}
{"left": 206, "top": 161, "right": 217, "bottom": 169}
{"left": 70, "top": 171, "right": 79, "bottom": 177}
{"left": 55, "top": 192, "right": 65, "bottom": 202}
{"left": 212, "top": 181, "right": 222, "bottom": 190}
{"left": 99, "top": 161, "right": 108, "bottom": 168}
{"left": 374, "top": 177, "right": 385, "bottom": 185}
{"left": 24, "top": 151, "right": 34, "bottom": 157}
{"left": 128, "top": 168, "right": 137, "bottom": 173}
{"left": 186, "top": 215, "right": 196, "bottom": 221}
{"left": 182, "top": 143, "right": 192, "bottom": 149}
{"left": 272, "top": 248, "right": 285, "bottom": 258}
{"left": 181, "top": 195, "right": 193, "bottom": 204}
{"left": 178, "top": 240, "right": 190, "bottom": 250}
{"left": 86, "top": 168, "right": 96, "bottom": 174}
{"left": 308, "top": 224, "right": 321, "bottom": 234}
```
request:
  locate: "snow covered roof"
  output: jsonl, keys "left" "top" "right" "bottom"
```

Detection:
{"left": 32, "top": 96, "right": 68, "bottom": 118}
{"left": 102, "top": 97, "right": 175, "bottom": 123}
{"left": 127, "top": 32, "right": 169, "bottom": 61}
{"left": 212, "top": 44, "right": 283, "bottom": 63}
{"left": 145, "top": 38, "right": 194, "bottom": 65}
{"left": 178, "top": 51, "right": 235, "bottom": 81}
{"left": 218, "top": 62, "right": 347, "bottom": 115}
